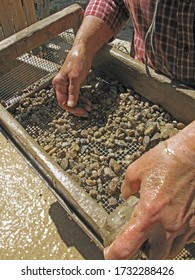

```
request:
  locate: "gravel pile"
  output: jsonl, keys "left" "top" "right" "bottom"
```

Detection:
{"left": 13, "top": 70, "right": 185, "bottom": 213}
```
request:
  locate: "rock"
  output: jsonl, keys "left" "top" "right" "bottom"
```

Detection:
{"left": 136, "top": 124, "right": 145, "bottom": 135}
{"left": 80, "top": 145, "right": 88, "bottom": 154}
{"left": 104, "top": 140, "right": 114, "bottom": 148}
{"left": 109, "top": 159, "right": 121, "bottom": 174}
{"left": 160, "top": 124, "right": 178, "bottom": 139}
{"left": 91, "top": 170, "right": 99, "bottom": 179}
{"left": 86, "top": 179, "right": 97, "bottom": 186}
{"left": 60, "top": 158, "right": 69, "bottom": 170}
{"left": 128, "top": 129, "right": 135, "bottom": 137}
{"left": 71, "top": 143, "right": 80, "bottom": 152}
{"left": 43, "top": 144, "right": 52, "bottom": 152}
{"left": 151, "top": 104, "right": 160, "bottom": 111}
{"left": 80, "top": 130, "right": 88, "bottom": 138}
{"left": 176, "top": 122, "right": 185, "bottom": 130}
{"left": 89, "top": 161, "right": 100, "bottom": 170}
{"left": 20, "top": 97, "right": 31, "bottom": 107}
{"left": 148, "top": 132, "right": 162, "bottom": 148}
{"left": 66, "top": 150, "right": 78, "bottom": 159}
{"left": 114, "top": 140, "right": 127, "bottom": 147}
{"left": 107, "top": 178, "right": 118, "bottom": 196}
{"left": 78, "top": 171, "right": 85, "bottom": 178}
{"left": 74, "top": 163, "right": 86, "bottom": 171}
{"left": 94, "top": 131, "right": 102, "bottom": 138}
{"left": 108, "top": 197, "right": 118, "bottom": 206}
{"left": 89, "top": 189, "right": 98, "bottom": 199}
{"left": 104, "top": 167, "right": 116, "bottom": 178}
{"left": 144, "top": 122, "right": 158, "bottom": 137}
{"left": 143, "top": 135, "right": 150, "bottom": 147}
{"left": 169, "top": 128, "right": 179, "bottom": 137}
{"left": 96, "top": 194, "right": 102, "bottom": 202}
{"left": 71, "top": 174, "right": 81, "bottom": 184}
{"left": 31, "top": 114, "right": 40, "bottom": 123}
{"left": 139, "top": 145, "right": 145, "bottom": 153}
{"left": 48, "top": 147, "right": 57, "bottom": 155}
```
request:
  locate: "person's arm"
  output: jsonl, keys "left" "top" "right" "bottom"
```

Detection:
{"left": 52, "top": 16, "right": 113, "bottom": 117}
{"left": 53, "top": 0, "right": 129, "bottom": 116}
{"left": 104, "top": 121, "right": 195, "bottom": 259}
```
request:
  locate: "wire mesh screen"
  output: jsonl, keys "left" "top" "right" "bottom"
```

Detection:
{"left": 0, "top": 29, "right": 194, "bottom": 260}
{"left": 0, "top": 30, "right": 74, "bottom": 107}
{"left": 12, "top": 81, "right": 140, "bottom": 214}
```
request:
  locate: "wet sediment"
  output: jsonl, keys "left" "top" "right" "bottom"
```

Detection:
{"left": 13, "top": 70, "right": 185, "bottom": 214}
{"left": 0, "top": 131, "right": 103, "bottom": 260}
{"left": 2, "top": 69, "right": 194, "bottom": 260}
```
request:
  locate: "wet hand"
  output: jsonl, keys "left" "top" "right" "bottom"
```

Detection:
{"left": 104, "top": 122, "right": 195, "bottom": 259}
{"left": 52, "top": 46, "right": 92, "bottom": 117}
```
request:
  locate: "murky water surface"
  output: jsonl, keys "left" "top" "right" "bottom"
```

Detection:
{"left": 0, "top": 132, "right": 102, "bottom": 260}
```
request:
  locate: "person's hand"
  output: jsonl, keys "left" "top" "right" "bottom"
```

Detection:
{"left": 52, "top": 45, "right": 93, "bottom": 117}
{"left": 52, "top": 15, "right": 114, "bottom": 117}
{"left": 104, "top": 122, "right": 195, "bottom": 260}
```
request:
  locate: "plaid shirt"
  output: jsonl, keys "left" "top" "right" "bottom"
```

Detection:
{"left": 85, "top": 0, "right": 195, "bottom": 87}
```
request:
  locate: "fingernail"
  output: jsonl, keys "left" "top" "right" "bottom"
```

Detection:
{"left": 104, "top": 246, "right": 110, "bottom": 257}
{"left": 67, "top": 100, "right": 75, "bottom": 107}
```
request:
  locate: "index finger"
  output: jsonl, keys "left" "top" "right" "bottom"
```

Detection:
{"left": 52, "top": 73, "right": 69, "bottom": 107}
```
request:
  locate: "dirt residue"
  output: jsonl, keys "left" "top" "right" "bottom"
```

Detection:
{"left": 0, "top": 132, "right": 102, "bottom": 260}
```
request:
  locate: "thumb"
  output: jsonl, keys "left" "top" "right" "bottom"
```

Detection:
{"left": 121, "top": 158, "right": 142, "bottom": 200}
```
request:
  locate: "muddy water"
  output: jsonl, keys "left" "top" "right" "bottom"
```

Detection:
{"left": 0, "top": 132, "right": 103, "bottom": 260}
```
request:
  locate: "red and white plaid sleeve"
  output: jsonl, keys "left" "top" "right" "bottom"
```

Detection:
{"left": 84, "top": 0, "right": 129, "bottom": 36}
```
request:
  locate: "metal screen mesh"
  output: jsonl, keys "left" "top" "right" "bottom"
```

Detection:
{"left": 0, "top": 30, "right": 194, "bottom": 260}
{"left": 0, "top": 30, "right": 74, "bottom": 106}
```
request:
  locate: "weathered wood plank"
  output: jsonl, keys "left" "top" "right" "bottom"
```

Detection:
{"left": 0, "top": 4, "right": 83, "bottom": 68}
{"left": 23, "top": 0, "right": 37, "bottom": 26}
{"left": 93, "top": 45, "right": 195, "bottom": 124}
{"left": 0, "top": 0, "right": 15, "bottom": 37}
{"left": 8, "top": 0, "right": 27, "bottom": 32}
{"left": 0, "top": 26, "right": 4, "bottom": 41}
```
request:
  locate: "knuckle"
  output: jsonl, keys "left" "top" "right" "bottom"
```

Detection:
{"left": 69, "top": 70, "right": 80, "bottom": 81}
